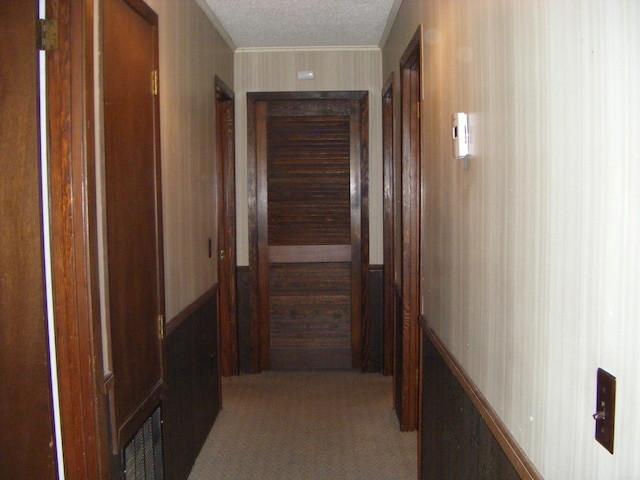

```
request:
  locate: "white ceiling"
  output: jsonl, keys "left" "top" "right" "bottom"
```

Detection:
{"left": 199, "top": 0, "right": 403, "bottom": 49}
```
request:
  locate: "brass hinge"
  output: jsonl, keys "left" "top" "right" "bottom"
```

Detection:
{"left": 36, "top": 19, "right": 58, "bottom": 51}
{"left": 416, "top": 101, "right": 420, "bottom": 119}
{"left": 157, "top": 314, "right": 164, "bottom": 340}
{"left": 151, "top": 70, "right": 159, "bottom": 96}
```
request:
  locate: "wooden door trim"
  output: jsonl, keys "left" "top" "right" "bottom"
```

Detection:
{"left": 398, "top": 26, "right": 422, "bottom": 431}
{"left": 45, "top": 0, "right": 111, "bottom": 477}
{"left": 382, "top": 72, "right": 395, "bottom": 376}
{"left": 247, "top": 91, "right": 369, "bottom": 372}
{"left": 215, "top": 76, "right": 238, "bottom": 376}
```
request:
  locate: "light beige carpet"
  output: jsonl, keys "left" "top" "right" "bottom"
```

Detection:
{"left": 187, "top": 371, "right": 416, "bottom": 480}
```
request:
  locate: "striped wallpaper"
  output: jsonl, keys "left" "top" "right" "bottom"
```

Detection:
{"left": 383, "top": 1, "right": 640, "bottom": 478}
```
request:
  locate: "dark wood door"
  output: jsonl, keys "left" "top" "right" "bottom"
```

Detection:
{"left": 216, "top": 77, "right": 238, "bottom": 377}
{"left": 248, "top": 92, "right": 369, "bottom": 371}
{"left": 0, "top": 1, "right": 58, "bottom": 477}
{"left": 103, "top": 0, "right": 165, "bottom": 449}
{"left": 396, "top": 28, "right": 422, "bottom": 431}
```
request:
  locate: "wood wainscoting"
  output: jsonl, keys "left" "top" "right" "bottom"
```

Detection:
{"left": 164, "top": 287, "right": 220, "bottom": 480}
{"left": 419, "top": 316, "right": 542, "bottom": 479}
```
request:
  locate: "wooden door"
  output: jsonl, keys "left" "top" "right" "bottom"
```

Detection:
{"left": 395, "top": 28, "right": 422, "bottom": 431}
{"left": 382, "top": 73, "right": 396, "bottom": 377}
{"left": 248, "top": 92, "right": 369, "bottom": 371}
{"left": 0, "top": 1, "right": 57, "bottom": 477}
{"left": 216, "top": 77, "right": 238, "bottom": 377}
{"left": 103, "top": 0, "right": 165, "bottom": 449}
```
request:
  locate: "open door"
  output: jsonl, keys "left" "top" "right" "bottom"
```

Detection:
{"left": 0, "top": 2, "right": 57, "bottom": 476}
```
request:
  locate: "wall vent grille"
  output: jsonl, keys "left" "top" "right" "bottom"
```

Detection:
{"left": 123, "top": 406, "right": 164, "bottom": 479}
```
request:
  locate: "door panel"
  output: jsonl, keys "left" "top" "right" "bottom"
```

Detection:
{"left": 216, "top": 77, "right": 238, "bottom": 377}
{"left": 103, "top": 0, "right": 164, "bottom": 448}
{"left": 265, "top": 107, "right": 352, "bottom": 370}
{"left": 0, "top": 1, "right": 57, "bottom": 477}
{"left": 248, "top": 92, "right": 368, "bottom": 371}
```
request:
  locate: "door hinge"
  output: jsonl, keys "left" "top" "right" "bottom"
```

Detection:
{"left": 36, "top": 19, "right": 58, "bottom": 51}
{"left": 157, "top": 314, "right": 164, "bottom": 340}
{"left": 151, "top": 70, "right": 159, "bottom": 96}
{"left": 416, "top": 101, "right": 420, "bottom": 119}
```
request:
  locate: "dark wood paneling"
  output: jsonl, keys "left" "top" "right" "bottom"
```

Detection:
{"left": 368, "top": 266, "right": 384, "bottom": 373}
{"left": 420, "top": 318, "right": 543, "bottom": 480}
{"left": 0, "top": 2, "right": 56, "bottom": 477}
{"left": 164, "top": 289, "right": 220, "bottom": 480}
{"left": 236, "top": 267, "right": 252, "bottom": 374}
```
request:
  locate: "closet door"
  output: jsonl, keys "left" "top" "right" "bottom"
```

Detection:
{"left": 103, "top": 0, "right": 165, "bottom": 449}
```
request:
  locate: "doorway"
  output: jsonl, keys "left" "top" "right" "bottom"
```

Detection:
{"left": 247, "top": 91, "right": 369, "bottom": 371}
{"left": 216, "top": 76, "right": 238, "bottom": 377}
{"left": 395, "top": 27, "right": 423, "bottom": 431}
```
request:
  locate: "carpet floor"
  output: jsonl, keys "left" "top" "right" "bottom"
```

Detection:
{"left": 187, "top": 371, "right": 416, "bottom": 480}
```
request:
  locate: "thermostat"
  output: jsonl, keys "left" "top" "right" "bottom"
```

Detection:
{"left": 452, "top": 112, "right": 469, "bottom": 159}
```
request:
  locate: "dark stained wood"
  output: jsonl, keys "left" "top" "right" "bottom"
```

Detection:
{"left": 103, "top": 0, "right": 165, "bottom": 449}
{"left": 396, "top": 27, "right": 422, "bottom": 432}
{"left": 368, "top": 265, "right": 384, "bottom": 373}
{"left": 164, "top": 288, "right": 220, "bottom": 480}
{"left": 247, "top": 91, "right": 369, "bottom": 371}
{"left": 268, "top": 245, "right": 351, "bottom": 263}
{"left": 267, "top": 115, "right": 351, "bottom": 246}
{"left": 420, "top": 317, "right": 543, "bottom": 480}
{"left": 382, "top": 72, "right": 396, "bottom": 377}
{"left": 45, "top": 0, "right": 112, "bottom": 476}
{"left": 216, "top": 76, "right": 238, "bottom": 376}
{"left": 0, "top": 2, "right": 57, "bottom": 477}
{"left": 357, "top": 93, "right": 371, "bottom": 372}
{"left": 269, "top": 263, "right": 352, "bottom": 369}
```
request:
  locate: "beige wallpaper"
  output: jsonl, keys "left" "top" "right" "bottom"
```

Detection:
{"left": 95, "top": 0, "right": 234, "bottom": 349}
{"left": 383, "top": 0, "right": 640, "bottom": 478}
{"left": 234, "top": 48, "right": 383, "bottom": 265}
{"left": 144, "top": 0, "right": 233, "bottom": 320}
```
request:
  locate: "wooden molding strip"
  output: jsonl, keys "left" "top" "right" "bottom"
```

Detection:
{"left": 419, "top": 315, "right": 543, "bottom": 480}
{"left": 166, "top": 285, "right": 218, "bottom": 337}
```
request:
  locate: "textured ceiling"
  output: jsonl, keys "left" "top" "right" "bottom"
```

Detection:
{"left": 200, "top": 0, "right": 403, "bottom": 49}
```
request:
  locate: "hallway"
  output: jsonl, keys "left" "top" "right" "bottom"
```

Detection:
{"left": 188, "top": 372, "right": 416, "bottom": 479}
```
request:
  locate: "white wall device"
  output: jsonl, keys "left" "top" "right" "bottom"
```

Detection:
{"left": 451, "top": 112, "right": 469, "bottom": 159}
{"left": 297, "top": 70, "right": 315, "bottom": 80}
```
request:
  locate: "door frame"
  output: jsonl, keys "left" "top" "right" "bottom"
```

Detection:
{"left": 215, "top": 76, "right": 238, "bottom": 376}
{"left": 396, "top": 26, "right": 423, "bottom": 431}
{"left": 382, "top": 72, "right": 395, "bottom": 377}
{"left": 45, "top": 0, "right": 111, "bottom": 477}
{"left": 246, "top": 91, "right": 370, "bottom": 372}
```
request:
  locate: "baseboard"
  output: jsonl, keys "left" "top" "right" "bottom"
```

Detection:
{"left": 419, "top": 315, "right": 542, "bottom": 480}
